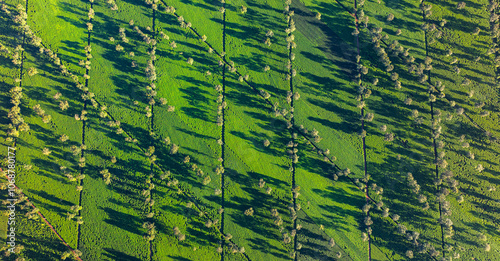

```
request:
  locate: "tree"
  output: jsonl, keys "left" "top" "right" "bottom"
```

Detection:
{"left": 42, "top": 148, "right": 51, "bottom": 156}
{"left": 315, "top": 12, "right": 321, "bottom": 20}
{"left": 244, "top": 207, "right": 254, "bottom": 216}
{"left": 328, "top": 238, "right": 335, "bottom": 247}
{"left": 187, "top": 57, "right": 193, "bottom": 65}
{"left": 263, "top": 139, "right": 270, "bottom": 147}
{"left": 59, "top": 100, "right": 69, "bottom": 111}
{"left": 241, "top": 5, "right": 247, "bottom": 14}
{"left": 457, "top": 1, "right": 466, "bottom": 9}
{"left": 27, "top": 67, "right": 38, "bottom": 76}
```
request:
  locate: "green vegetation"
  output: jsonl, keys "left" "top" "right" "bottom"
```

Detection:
{"left": 1, "top": 0, "right": 499, "bottom": 260}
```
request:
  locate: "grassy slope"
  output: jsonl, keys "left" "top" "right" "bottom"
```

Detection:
{"left": 294, "top": 0, "right": 445, "bottom": 258}
{"left": 295, "top": 140, "right": 366, "bottom": 261}
{"left": 288, "top": 3, "right": 371, "bottom": 258}
{"left": 0, "top": 3, "right": 73, "bottom": 260}
{"left": 426, "top": 0, "right": 500, "bottom": 258}
{"left": 4, "top": 0, "right": 88, "bottom": 254}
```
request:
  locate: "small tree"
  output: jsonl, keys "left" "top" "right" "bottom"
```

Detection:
{"left": 457, "top": 1, "right": 466, "bottom": 9}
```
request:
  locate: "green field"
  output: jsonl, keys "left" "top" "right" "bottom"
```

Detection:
{"left": 1, "top": 0, "right": 500, "bottom": 260}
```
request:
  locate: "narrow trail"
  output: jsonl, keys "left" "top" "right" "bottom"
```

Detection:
{"left": 76, "top": 0, "right": 93, "bottom": 251}
{"left": 421, "top": 7, "right": 446, "bottom": 256}
{"left": 220, "top": 2, "right": 226, "bottom": 260}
